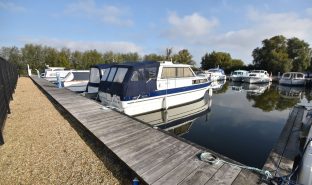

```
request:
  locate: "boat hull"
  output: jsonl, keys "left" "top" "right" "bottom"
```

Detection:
{"left": 63, "top": 81, "right": 88, "bottom": 92}
{"left": 99, "top": 83, "right": 210, "bottom": 116}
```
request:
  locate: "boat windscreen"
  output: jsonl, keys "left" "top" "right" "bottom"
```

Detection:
{"left": 72, "top": 72, "right": 90, "bottom": 80}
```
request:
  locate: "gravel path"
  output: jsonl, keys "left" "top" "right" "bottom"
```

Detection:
{"left": 0, "top": 77, "right": 130, "bottom": 185}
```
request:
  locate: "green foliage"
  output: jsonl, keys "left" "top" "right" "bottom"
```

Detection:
{"left": 143, "top": 53, "right": 165, "bottom": 61}
{"left": 200, "top": 51, "right": 245, "bottom": 73}
{"left": 172, "top": 49, "right": 193, "bottom": 65}
{"left": 287, "top": 37, "right": 311, "bottom": 72}
{"left": 252, "top": 35, "right": 311, "bottom": 74}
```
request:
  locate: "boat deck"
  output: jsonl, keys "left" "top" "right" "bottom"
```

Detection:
{"left": 30, "top": 76, "right": 264, "bottom": 185}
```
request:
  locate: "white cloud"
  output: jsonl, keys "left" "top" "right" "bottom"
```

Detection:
{"left": 0, "top": 1, "right": 25, "bottom": 12}
{"left": 163, "top": 8, "right": 312, "bottom": 64}
{"left": 163, "top": 12, "right": 218, "bottom": 39}
{"left": 306, "top": 8, "right": 312, "bottom": 16}
{"left": 64, "top": 0, "right": 133, "bottom": 27}
{"left": 18, "top": 37, "right": 142, "bottom": 53}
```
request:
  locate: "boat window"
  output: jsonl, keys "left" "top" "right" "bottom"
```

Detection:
{"left": 297, "top": 73, "right": 304, "bottom": 78}
{"left": 283, "top": 73, "right": 291, "bottom": 78}
{"left": 90, "top": 68, "right": 100, "bottom": 83}
{"left": 113, "top": 68, "right": 128, "bottom": 83}
{"left": 107, "top": 67, "right": 117, "bottom": 82}
{"left": 249, "top": 74, "right": 257, "bottom": 77}
{"left": 145, "top": 67, "right": 157, "bottom": 79}
{"left": 161, "top": 67, "right": 176, "bottom": 78}
{"left": 184, "top": 67, "right": 194, "bottom": 77}
{"left": 176, "top": 68, "right": 184, "bottom": 77}
{"left": 101, "top": 68, "right": 110, "bottom": 81}
{"left": 131, "top": 70, "right": 143, "bottom": 81}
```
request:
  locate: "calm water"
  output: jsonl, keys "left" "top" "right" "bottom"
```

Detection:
{"left": 135, "top": 81, "right": 312, "bottom": 168}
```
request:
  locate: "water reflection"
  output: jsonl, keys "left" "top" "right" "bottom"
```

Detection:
{"left": 134, "top": 81, "right": 312, "bottom": 168}
{"left": 134, "top": 91, "right": 212, "bottom": 130}
{"left": 210, "top": 80, "right": 228, "bottom": 94}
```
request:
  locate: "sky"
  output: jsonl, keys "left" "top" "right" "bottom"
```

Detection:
{"left": 1, "top": 0, "right": 312, "bottom": 66}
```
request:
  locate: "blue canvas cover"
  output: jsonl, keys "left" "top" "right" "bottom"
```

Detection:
{"left": 99, "top": 61, "right": 160, "bottom": 101}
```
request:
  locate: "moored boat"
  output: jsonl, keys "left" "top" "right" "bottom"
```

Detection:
{"left": 62, "top": 71, "right": 90, "bottom": 92}
{"left": 243, "top": 70, "right": 271, "bottom": 83}
{"left": 279, "top": 72, "right": 305, "bottom": 86}
{"left": 98, "top": 61, "right": 212, "bottom": 116}
{"left": 85, "top": 64, "right": 112, "bottom": 98}
{"left": 230, "top": 70, "right": 248, "bottom": 82}
{"left": 198, "top": 68, "right": 226, "bottom": 81}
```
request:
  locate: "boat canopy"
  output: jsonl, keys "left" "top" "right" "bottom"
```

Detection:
{"left": 88, "top": 64, "right": 112, "bottom": 85}
{"left": 99, "top": 61, "right": 160, "bottom": 101}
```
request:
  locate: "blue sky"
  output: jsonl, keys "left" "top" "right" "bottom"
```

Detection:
{"left": 1, "top": 0, "right": 312, "bottom": 66}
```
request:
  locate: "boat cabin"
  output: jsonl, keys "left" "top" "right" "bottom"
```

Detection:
{"left": 86, "top": 64, "right": 112, "bottom": 95}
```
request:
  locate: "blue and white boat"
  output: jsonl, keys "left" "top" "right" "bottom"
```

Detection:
{"left": 85, "top": 64, "right": 112, "bottom": 98}
{"left": 98, "top": 61, "right": 212, "bottom": 116}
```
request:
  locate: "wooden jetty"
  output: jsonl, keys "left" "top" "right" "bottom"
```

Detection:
{"left": 263, "top": 106, "right": 305, "bottom": 178}
{"left": 30, "top": 76, "right": 264, "bottom": 185}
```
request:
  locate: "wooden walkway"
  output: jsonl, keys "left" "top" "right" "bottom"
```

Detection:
{"left": 263, "top": 106, "right": 305, "bottom": 177}
{"left": 30, "top": 76, "right": 262, "bottom": 185}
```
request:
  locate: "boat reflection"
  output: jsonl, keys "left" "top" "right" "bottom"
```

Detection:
{"left": 229, "top": 81, "right": 271, "bottom": 95}
{"left": 278, "top": 85, "right": 305, "bottom": 99}
{"left": 134, "top": 91, "right": 212, "bottom": 134}
{"left": 243, "top": 83, "right": 271, "bottom": 95}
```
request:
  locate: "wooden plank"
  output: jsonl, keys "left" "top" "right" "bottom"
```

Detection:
{"left": 152, "top": 152, "right": 204, "bottom": 185}
{"left": 140, "top": 146, "right": 200, "bottom": 184}
{"left": 179, "top": 161, "right": 223, "bottom": 185}
{"left": 96, "top": 121, "right": 146, "bottom": 142}
{"left": 205, "top": 164, "right": 241, "bottom": 185}
{"left": 131, "top": 140, "right": 191, "bottom": 173}
{"left": 114, "top": 132, "right": 168, "bottom": 156}
{"left": 263, "top": 106, "right": 304, "bottom": 177}
{"left": 232, "top": 169, "right": 263, "bottom": 185}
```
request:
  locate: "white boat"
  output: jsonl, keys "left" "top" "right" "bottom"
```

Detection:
{"left": 98, "top": 61, "right": 212, "bottom": 116}
{"left": 210, "top": 80, "right": 226, "bottom": 91}
{"left": 230, "top": 70, "right": 249, "bottom": 82}
{"left": 62, "top": 71, "right": 90, "bottom": 92}
{"left": 243, "top": 70, "right": 271, "bottom": 83}
{"left": 279, "top": 72, "right": 305, "bottom": 86}
{"left": 198, "top": 68, "right": 226, "bottom": 81}
{"left": 41, "top": 66, "right": 71, "bottom": 82}
{"left": 85, "top": 64, "right": 112, "bottom": 99}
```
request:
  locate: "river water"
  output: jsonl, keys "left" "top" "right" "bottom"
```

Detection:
{"left": 135, "top": 81, "right": 312, "bottom": 168}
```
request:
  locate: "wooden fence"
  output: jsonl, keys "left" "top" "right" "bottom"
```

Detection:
{"left": 0, "top": 57, "right": 18, "bottom": 145}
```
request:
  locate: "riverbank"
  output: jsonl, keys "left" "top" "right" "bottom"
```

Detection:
{"left": 0, "top": 77, "right": 130, "bottom": 184}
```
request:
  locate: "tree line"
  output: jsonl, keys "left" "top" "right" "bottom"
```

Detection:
{"left": 1, "top": 35, "right": 311, "bottom": 75}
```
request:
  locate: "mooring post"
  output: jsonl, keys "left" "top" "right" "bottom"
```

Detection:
{"left": 56, "top": 72, "right": 62, "bottom": 88}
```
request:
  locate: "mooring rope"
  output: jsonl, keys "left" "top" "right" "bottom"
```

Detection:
{"left": 199, "top": 152, "right": 273, "bottom": 180}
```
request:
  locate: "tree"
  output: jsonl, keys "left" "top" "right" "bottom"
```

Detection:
{"left": 172, "top": 49, "right": 193, "bottom": 65}
{"left": 287, "top": 37, "right": 311, "bottom": 72}
{"left": 43, "top": 46, "right": 58, "bottom": 67}
{"left": 143, "top": 53, "right": 164, "bottom": 61}
{"left": 56, "top": 48, "right": 70, "bottom": 68}
{"left": 252, "top": 35, "right": 292, "bottom": 74}
{"left": 201, "top": 51, "right": 232, "bottom": 70}
{"left": 21, "top": 44, "right": 45, "bottom": 70}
